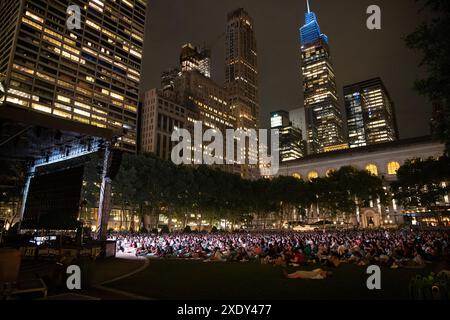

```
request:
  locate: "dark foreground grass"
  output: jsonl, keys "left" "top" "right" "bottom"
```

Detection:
{"left": 106, "top": 259, "right": 440, "bottom": 300}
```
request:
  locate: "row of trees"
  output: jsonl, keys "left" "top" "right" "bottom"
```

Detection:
{"left": 392, "top": 156, "right": 450, "bottom": 208}
{"left": 82, "top": 153, "right": 388, "bottom": 229}
{"left": 2, "top": 153, "right": 448, "bottom": 232}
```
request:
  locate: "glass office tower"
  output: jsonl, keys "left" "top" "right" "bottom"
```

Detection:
{"left": 299, "top": 0, "right": 346, "bottom": 154}
{"left": 344, "top": 77, "right": 398, "bottom": 148}
{"left": 0, "top": 0, "right": 147, "bottom": 152}
{"left": 271, "top": 110, "right": 305, "bottom": 162}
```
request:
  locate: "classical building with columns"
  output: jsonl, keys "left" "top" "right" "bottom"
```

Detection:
{"left": 277, "top": 136, "right": 447, "bottom": 226}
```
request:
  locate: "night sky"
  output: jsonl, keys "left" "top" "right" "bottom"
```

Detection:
{"left": 141, "top": 0, "right": 432, "bottom": 139}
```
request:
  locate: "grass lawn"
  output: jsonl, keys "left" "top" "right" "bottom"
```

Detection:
{"left": 106, "top": 259, "right": 440, "bottom": 300}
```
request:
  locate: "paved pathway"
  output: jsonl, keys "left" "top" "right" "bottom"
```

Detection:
{"left": 92, "top": 257, "right": 152, "bottom": 300}
{"left": 18, "top": 255, "right": 152, "bottom": 300}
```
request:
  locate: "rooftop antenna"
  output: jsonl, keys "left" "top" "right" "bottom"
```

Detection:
{"left": 307, "top": 0, "right": 311, "bottom": 13}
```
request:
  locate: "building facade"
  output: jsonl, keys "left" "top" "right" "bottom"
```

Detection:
{"left": 175, "top": 70, "right": 236, "bottom": 134}
{"left": 161, "top": 67, "right": 181, "bottom": 92}
{"left": 278, "top": 136, "right": 446, "bottom": 225}
{"left": 180, "top": 43, "right": 211, "bottom": 78}
{"left": 271, "top": 110, "right": 305, "bottom": 162}
{"left": 140, "top": 88, "right": 197, "bottom": 160}
{"left": 344, "top": 77, "right": 398, "bottom": 148}
{"left": 140, "top": 70, "right": 245, "bottom": 176}
{"left": 289, "top": 108, "right": 307, "bottom": 139}
{"left": 0, "top": 0, "right": 147, "bottom": 152}
{"left": 225, "top": 8, "right": 259, "bottom": 130}
{"left": 299, "top": 1, "right": 346, "bottom": 154}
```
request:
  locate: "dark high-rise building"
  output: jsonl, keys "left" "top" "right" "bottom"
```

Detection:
{"left": 289, "top": 107, "right": 307, "bottom": 135}
{"left": 271, "top": 110, "right": 305, "bottom": 162}
{"left": 289, "top": 107, "right": 310, "bottom": 153}
{"left": 344, "top": 77, "right": 398, "bottom": 148}
{"left": 0, "top": 0, "right": 147, "bottom": 152}
{"left": 299, "top": 0, "right": 346, "bottom": 154}
{"left": 225, "top": 8, "right": 259, "bottom": 130}
{"left": 180, "top": 43, "right": 211, "bottom": 78}
{"left": 161, "top": 68, "right": 181, "bottom": 92}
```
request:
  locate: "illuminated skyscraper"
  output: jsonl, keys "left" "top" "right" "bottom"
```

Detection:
{"left": 271, "top": 110, "right": 305, "bottom": 162}
{"left": 180, "top": 43, "right": 211, "bottom": 78}
{"left": 300, "top": 0, "right": 346, "bottom": 154}
{"left": 0, "top": 0, "right": 147, "bottom": 152}
{"left": 174, "top": 70, "right": 236, "bottom": 135}
{"left": 225, "top": 8, "right": 259, "bottom": 130}
{"left": 344, "top": 77, "right": 398, "bottom": 148}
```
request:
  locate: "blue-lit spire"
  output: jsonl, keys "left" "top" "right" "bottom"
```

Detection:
{"left": 300, "top": 0, "right": 328, "bottom": 46}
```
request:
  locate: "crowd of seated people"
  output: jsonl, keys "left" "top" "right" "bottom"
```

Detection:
{"left": 109, "top": 229, "right": 449, "bottom": 269}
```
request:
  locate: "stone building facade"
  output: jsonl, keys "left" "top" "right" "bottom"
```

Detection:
{"left": 277, "top": 136, "right": 447, "bottom": 226}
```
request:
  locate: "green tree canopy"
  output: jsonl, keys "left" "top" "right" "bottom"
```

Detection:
{"left": 392, "top": 156, "right": 450, "bottom": 208}
{"left": 405, "top": 0, "right": 450, "bottom": 154}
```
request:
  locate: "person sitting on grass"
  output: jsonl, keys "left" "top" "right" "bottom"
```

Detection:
{"left": 235, "top": 247, "right": 250, "bottom": 262}
{"left": 273, "top": 254, "right": 287, "bottom": 267}
{"left": 290, "top": 249, "right": 305, "bottom": 266}
{"left": 325, "top": 253, "right": 341, "bottom": 268}
{"left": 252, "top": 244, "right": 263, "bottom": 258}
{"left": 205, "top": 247, "right": 225, "bottom": 262}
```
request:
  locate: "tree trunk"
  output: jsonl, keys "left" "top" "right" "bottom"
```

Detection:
{"left": 124, "top": 209, "right": 128, "bottom": 231}
{"left": 263, "top": 212, "right": 267, "bottom": 230}
{"left": 197, "top": 210, "right": 201, "bottom": 232}
{"left": 130, "top": 213, "right": 135, "bottom": 232}
{"left": 119, "top": 202, "right": 124, "bottom": 230}
{"left": 279, "top": 204, "right": 284, "bottom": 229}
{"left": 183, "top": 211, "right": 188, "bottom": 229}
{"left": 141, "top": 215, "right": 145, "bottom": 232}
{"left": 155, "top": 208, "right": 160, "bottom": 231}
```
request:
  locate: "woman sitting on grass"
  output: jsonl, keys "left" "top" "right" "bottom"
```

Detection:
{"left": 291, "top": 249, "right": 306, "bottom": 265}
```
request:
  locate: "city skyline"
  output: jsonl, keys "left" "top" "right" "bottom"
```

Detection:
{"left": 141, "top": 0, "right": 432, "bottom": 138}
{"left": 0, "top": 0, "right": 448, "bottom": 305}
